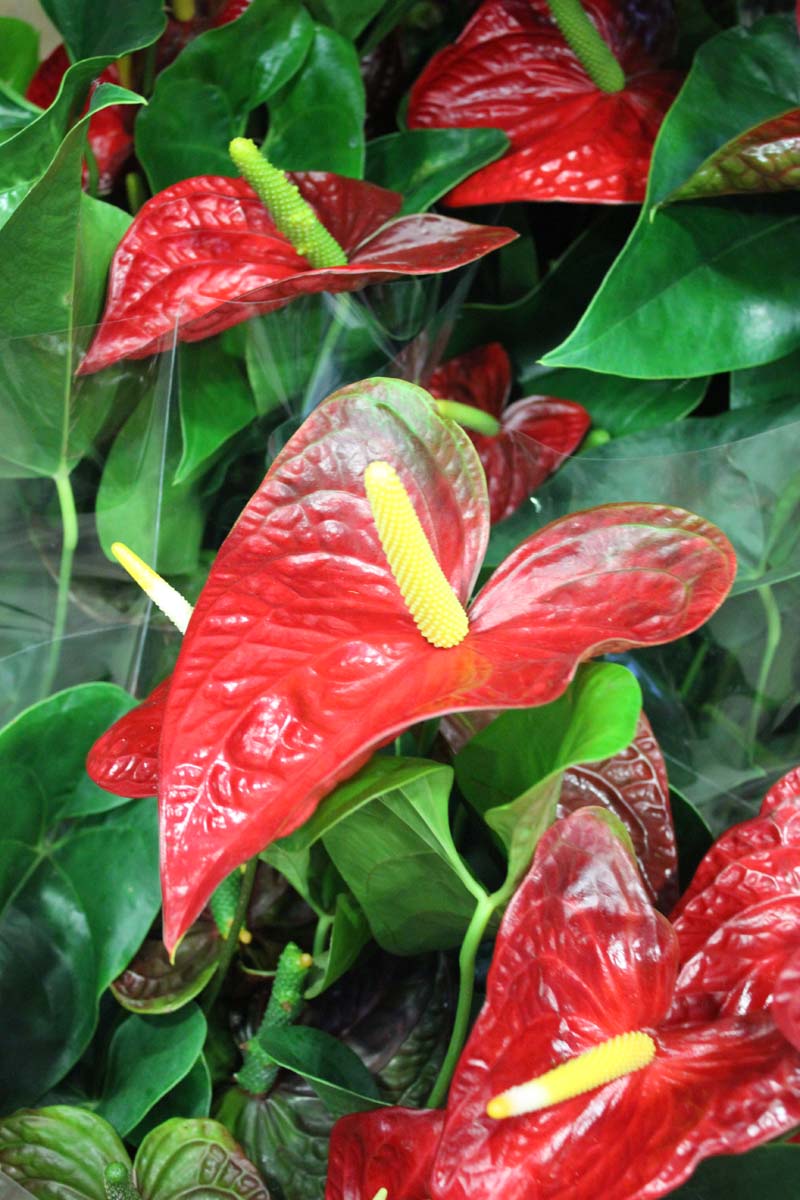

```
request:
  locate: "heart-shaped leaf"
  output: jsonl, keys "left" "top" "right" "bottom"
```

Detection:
{"left": 134, "top": 1118, "right": 270, "bottom": 1200}
{"left": 0, "top": 17, "right": 38, "bottom": 94}
{"left": 365, "top": 128, "right": 509, "bottom": 214}
{"left": 257, "top": 1026, "right": 385, "bottom": 1117}
{"left": 38, "top": 0, "right": 165, "bottom": 61}
{"left": 136, "top": 0, "right": 314, "bottom": 191}
{"left": 0, "top": 1107, "right": 130, "bottom": 1200}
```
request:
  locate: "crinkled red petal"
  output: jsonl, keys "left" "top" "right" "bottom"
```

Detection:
{"left": 326, "top": 1107, "right": 443, "bottom": 1200}
{"left": 86, "top": 677, "right": 170, "bottom": 798}
{"left": 77, "top": 175, "right": 516, "bottom": 374}
{"left": 560, "top": 711, "right": 677, "bottom": 908}
{"left": 407, "top": 0, "right": 681, "bottom": 205}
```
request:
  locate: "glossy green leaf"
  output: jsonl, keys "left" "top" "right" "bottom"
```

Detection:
{"left": 137, "top": 0, "right": 313, "bottom": 191}
{"left": 0, "top": 82, "right": 40, "bottom": 147}
{"left": 38, "top": 0, "right": 165, "bottom": 61}
{"left": 0, "top": 1107, "right": 129, "bottom": 1200}
{"left": 304, "top": 892, "right": 371, "bottom": 999}
{"left": 730, "top": 345, "right": 800, "bottom": 407}
{"left": 520, "top": 365, "right": 708, "bottom": 437}
{"left": 257, "top": 1026, "right": 384, "bottom": 1117}
{"left": 134, "top": 1118, "right": 270, "bottom": 1200}
{"left": 670, "top": 788, "right": 713, "bottom": 892}
{"left": 0, "top": 19, "right": 39, "bottom": 93}
{"left": 96, "top": 373, "right": 205, "bottom": 575}
{"left": 127, "top": 1059, "right": 212, "bottom": 1146}
{"left": 486, "top": 400, "right": 800, "bottom": 595}
{"left": 266, "top": 23, "right": 365, "bottom": 177}
{"left": 543, "top": 18, "right": 800, "bottom": 378}
{"left": 0, "top": 686, "right": 160, "bottom": 1108}
{"left": 365, "top": 128, "right": 509, "bottom": 213}
{"left": 322, "top": 759, "right": 486, "bottom": 954}
{"left": 214, "top": 1086, "right": 332, "bottom": 1200}
{"left": 0, "top": 104, "right": 135, "bottom": 479}
{"left": 97, "top": 1007, "right": 207, "bottom": 1136}
{"left": 456, "top": 663, "right": 641, "bottom": 886}
{"left": 111, "top": 923, "right": 222, "bottom": 1015}
{"left": 671, "top": 1145, "right": 800, "bottom": 1198}
{"left": 306, "top": 0, "right": 385, "bottom": 38}
{"left": 175, "top": 340, "right": 256, "bottom": 486}
{"left": 0, "top": 63, "right": 133, "bottom": 226}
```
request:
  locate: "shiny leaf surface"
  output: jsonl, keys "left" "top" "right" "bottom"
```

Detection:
{"left": 38, "top": 0, "right": 165, "bottom": 60}
{"left": 406, "top": 0, "right": 681, "bottom": 204}
{"left": 365, "top": 128, "right": 509, "bottom": 214}
{"left": 0, "top": 17, "right": 38, "bottom": 94}
{"left": 669, "top": 110, "right": 800, "bottom": 202}
{"left": 0, "top": 1107, "right": 129, "bottom": 1200}
{"left": 136, "top": 0, "right": 313, "bottom": 192}
{"left": 257, "top": 1026, "right": 384, "bottom": 1117}
{"left": 427, "top": 343, "right": 589, "bottom": 522}
{"left": 78, "top": 176, "right": 516, "bottom": 374}
{"left": 97, "top": 1007, "right": 207, "bottom": 1137}
{"left": 544, "top": 16, "right": 800, "bottom": 378}
{"left": 134, "top": 1118, "right": 270, "bottom": 1200}
{"left": 175, "top": 339, "right": 256, "bottom": 485}
{"left": 265, "top": 23, "right": 365, "bottom": 177}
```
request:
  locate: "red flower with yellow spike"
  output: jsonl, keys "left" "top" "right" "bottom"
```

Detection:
{"left": 87, "top": 379, "right": 735, "bottom": 953}
{"left": 327, "top": 809, "right": 800, "bottom": 1200}
{"left": 426, "top": 343, "right": 590, "bottom": 523}
{"left": 77, "top": 138, "right": 517, "bottom": 375}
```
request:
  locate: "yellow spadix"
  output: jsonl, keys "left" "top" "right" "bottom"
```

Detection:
{"left": 110, "top": 542, "right": 194, "bottom": 634}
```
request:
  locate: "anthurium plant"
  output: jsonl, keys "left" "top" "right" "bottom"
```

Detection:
{"left": 1, "top": 2, "right": 800, "bottom": 1200}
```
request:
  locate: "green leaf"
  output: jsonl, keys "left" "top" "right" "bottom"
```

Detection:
{"left": 0, "top": 112, "right": 136, "bottom": 479}
{"left": 0, "top": 686, "right": 160, "bottom": 1108}
{"left": 306, "top": 0, "right": 385, "bottom": 38}
{"left": 456, "top": 663, "right": 641, "bottom": 887}
{"left": 266, "top": 23, "right": 365, "bottom": 177}
{"left": 134, "top": 1118, "right": 270, "bottom": 1200}
{"left": 365, "top": 128, "right": 509, "bottom": 213}
{"left": 257, "top": 1026, "right": 385, "bottom": 1117}
{"left": 671, "top": 1145, "right": 800, "bottom": 1198}
{"left": 486, "top": 400, "right": 800, "bottom": 595}
{"left": 322, "top": 758, "right": 485, "bottom": 954}
{"left": 126, "top": 1059, "right": 212, "bottom": 1146}
{"left": 111, "top": 922, "right": 222, "bottom": 1015}
{"left": 304, "top": 892, "right": 371, "bottom": 999}
{"left": 96, "top": 373, "right": 205, "bottom": 575}
{"left": 136, "top": 0, "right": 313, "bottom": 192}
{"left": 670, "top": 788, "right": 713, "bottom": 892}
{"left": 730, "top": 345, "right": 800, "bottom": 407}
{"left": 0, "top": 1107, "right": 130, "bottom": 1200}
{"left": 520, "top": 365, "right": 708, "bottom": 437}
{"left": 175, "top": 340, "right": 256, "bottom": 486}
{"left": 0, "top": 82, "right": 40, "bottom": 147}
{"left": 0, "top": 18, "right": 39, "bottom": 93}
{"left": 214, "top": 1086, "right": 332, "bottom": 1200}
{"left": 542, "top": 18, "right": 800, "bottom": 378}
{"left": 38, "top": 0, "right": 165, "bottom": 61}
{"left": 97, "top": 1007, "right": 207, "bottom": 1137}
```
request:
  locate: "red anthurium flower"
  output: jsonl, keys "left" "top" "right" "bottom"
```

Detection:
{"left": 87, "top": 380, "right": 735, "bottom": 952}
{"left": 669, "top": 767, "right": 800, "bottom": 1046}
{"left": 559, "top": 711, "right": 677, "bottom": 909}
{"left": 76, "top": 173, "right": 517, "bottom": 375}
{"left": 407, "top": 0, "right": 682, "bottom": 205}
{"left": 26, "top": 46, "right": 133, "bottom": 195}
{"left": 327, "top": 809, "right": 800, "bottom": 1200}
{"left": 426, "top": 343, "right": 590, "bottom": 523}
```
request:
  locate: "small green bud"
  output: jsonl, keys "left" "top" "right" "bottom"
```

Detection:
{"left": 104, "top": 1163, "right": 140, "bottom": 1200}
{"left": 582, "top": 428, "right": 612, "bottom": 450}
{"left": 229, "top": 138, "right": 348, "bottom": 268}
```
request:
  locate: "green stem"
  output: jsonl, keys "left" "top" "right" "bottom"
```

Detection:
{"left": 434, "top": 400, "right": 501, "bottom": 437}
{"left": 312, "top": 913, "right": 333, "bottom": 959}
{"left": 426, "top": 892, "right": 498, "bottom": 1108}
{"left": 41, "top": 469, "right": 79, "bottom": 698}
{"left": 679, "top": 638, "right": 709, "bottom": 701}
{"left": 202, "top": 857, "right": 258, "bottom": 1014}
{"left": 545, "top": 0, "right": 625, "bottom": 92}
{"left": 747, "top": 585, "right": 781, "bottom": 758}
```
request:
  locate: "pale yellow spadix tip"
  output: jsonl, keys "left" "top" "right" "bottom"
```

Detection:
{"left": 238, "top": 928, "right": 253, "bottom": 946}
{"left": 370, "top": 1190, "right": 388, "bottom": 1200}
{"left": 299, "top": 952, "right": 314, "bottom": 969}
{"left": 486, "top": 1031, "right": 656, "bottom": 1119}
{"left": 364, "top": 461, "right": 469, "bottom": 649}
{"left": 111, "top": 542, "right": 193, "bottom": 634}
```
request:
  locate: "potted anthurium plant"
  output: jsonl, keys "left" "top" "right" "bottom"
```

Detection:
{"left": 2, "top": 1, "right": 800, "bottom": 1199}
